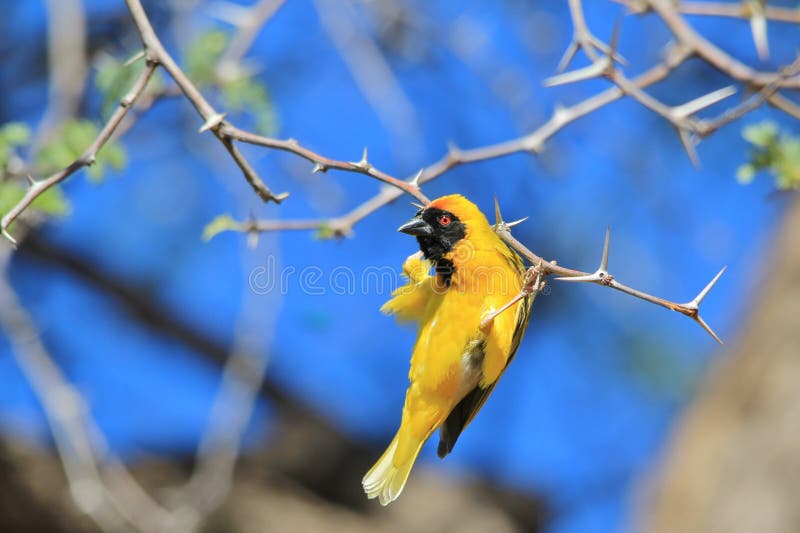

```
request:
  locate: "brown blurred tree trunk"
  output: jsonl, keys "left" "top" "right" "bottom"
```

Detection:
{"left": 642, "top": 195, "right": 800, "bottom": 533}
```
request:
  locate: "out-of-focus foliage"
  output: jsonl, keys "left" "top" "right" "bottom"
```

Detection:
{"left": 202, "top": 213, "right": 241, "bottom": 241}
{"left": 314, "top": 223, "right": 341, "bottom": 240}
{"left": 0, "top": 122, "right": 31, "bottom": 169}
{"left": 737, "top": 121, "right": 800, "bottom": 190}
{"left": 0, "top": 121, "right": 69, "bottom": 225}
{"left": 0, "top": 182, "right": 69, "bottom": 220}
{"left": 37, "top": 119, "right": 126, "bottom": 182}
{"left": 95, "top": 55, "right": 164, "bottom": 117}
{"left": 185, "top": 30, "right": 277, "bottom": 135}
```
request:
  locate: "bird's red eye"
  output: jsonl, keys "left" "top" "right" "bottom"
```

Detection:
{"left": 439, "top": 215, "right": 451, "bottom": 226}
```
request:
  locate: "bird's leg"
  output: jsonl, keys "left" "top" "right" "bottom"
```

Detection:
{"left": 479, "top": 261, "right": 544, "bottom": 332}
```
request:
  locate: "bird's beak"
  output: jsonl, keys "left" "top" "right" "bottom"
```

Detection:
{"left": 398, "top": 216, "right": 433, "bottom": 236}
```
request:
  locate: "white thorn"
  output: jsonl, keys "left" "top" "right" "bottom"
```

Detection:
{"left": 544, "top": 57, "right": 610, "bottom": 87}
{"left": 410, "top": 202, "right": 425, "bottom": 210}
{"left": 673, "top": 86, "right": 737, "bottom": 118}
{"left": 695, "top": 313, "right": 723, "bottom": 345}
{"left": 554, "top": 273, "right": 602, "bottom": 283}
{"left": 507, "top": 217, "right": 529, "bottom": 228}
{"left": 410, "top": 169, "right": 423, "bottom": 187}
{"left": 312, "top": 163, "right": 327, "bottom": 174}
{"left": 494, "top": 196, "right": 504, "bottom": 226}
{"left": 688, "top": 266, "right": 727, "bottom": 309}
{"left": 749, "top": 8, "right": 769, "bottom": 61}
{"left": 599, "top": 226, "right": 610, "bottom": 273}
{"left": 556, "top": 41, "right": 580, "bottom": 74}
{"left": 123, "top": 49, "right": 146, "bottom": 67}
{"left": 198, "top": 112, "right": 227, "bottom": 133}
{"left": 678, "top": 128, "right": 700, "bottom": 168}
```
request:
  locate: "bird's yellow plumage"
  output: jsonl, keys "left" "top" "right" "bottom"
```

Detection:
{"left": 363, "top": 194, "right": 532, "bottom": 505}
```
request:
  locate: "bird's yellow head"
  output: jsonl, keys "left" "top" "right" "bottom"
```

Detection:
{"left": 397, "top": 194, "right": 493, "bottom": 268}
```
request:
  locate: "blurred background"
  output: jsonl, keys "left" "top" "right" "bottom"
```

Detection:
{"left": 1, "top": 1, "right": 799, "bottom": 532}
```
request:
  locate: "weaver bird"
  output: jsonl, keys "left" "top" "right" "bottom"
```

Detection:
{"left": 362, "top": 194, "right": 534, "bottom": 505}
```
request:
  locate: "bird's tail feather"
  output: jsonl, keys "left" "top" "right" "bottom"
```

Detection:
{"left": 362, "top": 433, "right": 423, "bottom": 506}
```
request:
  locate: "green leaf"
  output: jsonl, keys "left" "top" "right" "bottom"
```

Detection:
{"left": 221, "top": 78, "right": 278, "bottom": 135}
{"left": 736, "top": 164, "right": 755, "bottom": 184}
{"left": 0, "top": 182, "right": 69, "bottom": 219}
{"left": 36, "top": 119, "right": 127, "bottom": 183}
{"left": 739, "top": 121, "right": 800, "bottom": 191}
{"left": 742, "top": 121, "right": 778, "bottom": 148}
{"left": 314, "top": 224, "right": 339, "bottom": 240}
{"left": 0, "top": 122, "right": 32, "bottom": 168}
{"left": 96, "top": 58, "right": 143, "bottom": 118}
{"left": 185, "top": 30, "right": 228, "bottom": 86}
{"left": 102, "top": 143, "right": 127, "bottom": 170}
{"left": 86, "top": 161, "right": 105, "bottom": 182}
{"left": 0, "top": 122, "right": 31, "bottom": 146}
{"left": 0, "top": 182, "right": 23, "bottom": 215}
{"left": 202, "top": 214, "right": 242, "bottom": 241}
{"left": 37, "top": 140, "right": 76, "bottom": 170}
{"left": 182, "top": 30, "right": 279, "bottom": 135}
{"left": 32, "top": 185, "right": 70, "bottom": 216}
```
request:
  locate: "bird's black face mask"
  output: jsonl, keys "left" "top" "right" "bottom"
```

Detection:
{"left": 398, "top": 208, "right": 467, "bottom": 263}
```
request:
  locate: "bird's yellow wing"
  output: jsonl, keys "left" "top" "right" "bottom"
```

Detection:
{"left": 437, "top": 247, "right": 532, "bottom": 458}
{"left": 381, "top": 254, "right": 436, "bottom": 322}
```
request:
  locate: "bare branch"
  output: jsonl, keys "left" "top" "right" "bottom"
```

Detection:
{"left": 0, "top": 249, "right": 183, "bottom": 533}
{"left": 492, "top": 202, "right": 725, "bottom": 343}
{"left": 678, "top": 1, "right": 800, "bottom": 25}
{"left": 222, "top": 127, "right": 430, "bottom": 204}
{"left": 696, "top": 56, "right": 800, "bottom": 137}
{"left": 1, "top": 60, "right": 159, "bottom": 245}
{"left": 558, "top": 0, "right": 626, "bottom": 73}
{"left": 642, "top": 0, "right": 800, "bottom": 89}
{"left": 234, "top": 44, "right": 692, "bottom": 237}
{"left": 124, "top": 0, "right": 289, "bottom": 205}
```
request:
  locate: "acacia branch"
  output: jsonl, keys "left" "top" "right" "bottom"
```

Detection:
{"left": 125, "top": 0, "right": 430, "bottom": 206}
{"left": 643, "top": 0, "right": 800, "bottom": 89}
{"left": 221, "top": 44, "right": 691, "bottom": 237}
{"left": 492, "top": 201, "right": 725, "bottom": 343}
{"left": 678, "top": 1, "right": 800, "bottom": 24}
{"left": 1, "top": 60, "right": 158, "bottom": 246}
{"left": 124, "top": 0, "right": 289, "bottom": 206}
{"left": 0, "top": 249, "right": 183, "bottom": 533}
{"left": 550, "top": 0, "right": 800, "bottom": 165}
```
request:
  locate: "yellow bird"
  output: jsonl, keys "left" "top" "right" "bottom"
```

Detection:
{"left": 363, "top": 194, "right": 533, "bottom": 505}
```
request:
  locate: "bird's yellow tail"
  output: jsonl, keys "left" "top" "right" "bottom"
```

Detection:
{"left": 362, "top": 433, "right": 423, "bottom": 506}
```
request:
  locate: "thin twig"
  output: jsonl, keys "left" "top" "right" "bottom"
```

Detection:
{"left": 124, "top": 0, "right": 289, "bottom": 205}
{"left": 1, "top": 61, "right": 159, "bottom": 246}
{"left": 491, "top": 200, "right": 725, "bottom": 343}
{"left": 223, "top": 44, "right": 692, "bottom": 237}
{"left": 223, "top": 128, "right": 430, "bottom": 203}
{"left": 0, "top": 248, "right": 183, "bottom": 533}
{"left": 644, "top": 0, "right": 800, "bottom": 89}
{"left": 678, "top": 1, "right": 800, "bottom": 24}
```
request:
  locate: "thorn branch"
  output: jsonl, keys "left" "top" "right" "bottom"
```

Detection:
{"left": 493, "top": 208, "right": 725, "bottom": 344}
